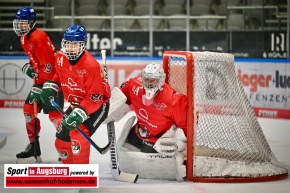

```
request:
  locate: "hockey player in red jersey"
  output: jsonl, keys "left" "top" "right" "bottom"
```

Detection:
{"left": 116, "top": 63, "right": 188, "bottom": 181}
{"left": 40, "top": 25, "right": 111, "bottom": 164}
{"left": 120, "top": 62, "right": 187, "bottom": 152}
{"left": 13, "top": 7, "right": 63, "bottom": 164}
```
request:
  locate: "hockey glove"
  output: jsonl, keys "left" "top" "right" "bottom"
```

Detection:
{"left": 40, "top": 80, "right": 59, "bottom": 106}
{"left": 154, "top": 127, "right": 187, "bottom": 156}
{"left": 62, "top": 107, "right": 88, "bottom": 131}
{"left": 22, "top": 63, "right": 38, "bottom": 79}
{"left": 153, "top": 124, "right": 178, "bottom": 156}
{"left": 28, "top": 84, "right": 42, "bottom": 104}
{"left": 154, "top": 138, "right": 178, "bottom": 156}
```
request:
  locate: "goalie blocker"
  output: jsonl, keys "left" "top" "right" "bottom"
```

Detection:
{"left": 103, "top": 87, "right": 130, "bottom": 124}
{"left": 117, "top": 117, "right": 187, "bottom": 181}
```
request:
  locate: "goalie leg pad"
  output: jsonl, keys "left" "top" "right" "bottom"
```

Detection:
{"left": 116, "top": 116, "right": 136, "bottom": 153}
{"left": 175, "top": 152, "right": 186, "bottom": 181}
{"left": 117, "top": 117, "right": 178, "bottom": 180}
{"left": 118, "top": 148, "right": 177, "bottom": 180}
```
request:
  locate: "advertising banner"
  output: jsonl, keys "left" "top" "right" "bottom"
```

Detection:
{"left": 4, "top": 164, "right": 99, "bottom": 188}
{"left": 235, "top": 60, "right": 290, "bottom": 119}
{"left": 0, "top": 60, "right": 32, "bottom": 108}
{"left": 0, "top": 31, "right": 288, "bottom": 58}
{"left": 0, "top": 58, "right": 153, "bottom": 108}
{"left": 0, "top": 57, "right": 289, "bottom": 119}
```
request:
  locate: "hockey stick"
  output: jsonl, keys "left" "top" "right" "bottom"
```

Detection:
{"left": 101, "top": 50, "right": 138, "bottom": 183}
{"left": 27, "top": 52, "right": 39, "bottom": 161}
{"left": 33, "top": 77, "right": 38, "bottom": 159}
{"left": 49, "top": 99, "right": 111, "bottom": 155}
{"left": 107, "top": 121, "right": 138, "bottom": 183}
{"left": 0, "top": 136, "right": 7, "bottom": 149}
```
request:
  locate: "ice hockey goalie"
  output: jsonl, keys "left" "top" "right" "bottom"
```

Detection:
{"left": 106, "top": 63, "right": 188, "bottom": 181}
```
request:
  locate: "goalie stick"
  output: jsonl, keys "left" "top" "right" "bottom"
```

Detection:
{"left": 107, "top": 121, "right": 138, "bottom": 183}
{"left": 50, "top": 99, "right": 111, "bottom": 155}
{"left": 101, "top": 50, "right": 138, "bottom": 183}
{"left": 0, "top": 136, "right": 7, "bottom": 149}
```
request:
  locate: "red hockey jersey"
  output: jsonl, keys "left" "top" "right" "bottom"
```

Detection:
{"left": 121, "top": 77, "right": 187, "bottom": 143}
{"left": 53, "top": 50, "right": 111, "bottom": 115}
{"left": 20, "top": 28, "right": 56, "bottom": 85}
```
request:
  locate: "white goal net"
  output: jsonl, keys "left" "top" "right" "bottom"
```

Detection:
{"left": 163, "top": 51, "right": 288, "bottom": 182}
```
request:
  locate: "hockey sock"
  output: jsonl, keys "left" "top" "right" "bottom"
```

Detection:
{"left": 24, "top": 104, "right": 40, "bottom": 143}
{"left": 55, "top": 138, "right": 73, "bottom": 164}
{"left": 48, "top": 111, "right": 63, "bottom": 131}
{"left": 70, "top": 127, "right": 91, "bottom": 164}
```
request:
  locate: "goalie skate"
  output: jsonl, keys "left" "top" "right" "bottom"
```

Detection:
{"left": 16, "top": 141, "right": 42, "bottom": 164}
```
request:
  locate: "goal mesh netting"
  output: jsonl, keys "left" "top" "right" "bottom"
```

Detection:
{"left": 163, "top": 51, "right": 288, "bottom": 182}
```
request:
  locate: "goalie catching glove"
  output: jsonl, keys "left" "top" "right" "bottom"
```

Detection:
{"left": 22, "top": 63, "right": 38, "bottom": 79}
{"left": 153, "top": 124, "right": 187, "bottom": 156}
{"left": 154, "top": 138, "right": 178, "bottom": 156}
{"left": 40, "top": 80, "right": 59, "bottom": 106}
{"left": 62, "top": 107, "right": 89, "bottom": 131}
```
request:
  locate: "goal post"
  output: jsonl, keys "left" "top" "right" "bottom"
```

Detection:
{"left": 163, "top": 50, "right": 288, "bottom": 182}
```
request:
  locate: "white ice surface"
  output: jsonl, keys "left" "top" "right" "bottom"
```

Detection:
{"left": 0, "top": 108, "right": 289, "bottom": 193}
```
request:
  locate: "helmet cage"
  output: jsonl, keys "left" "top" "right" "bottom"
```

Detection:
{"left": 62, "top": 25, "right": 87, "bottom": 60}
{"left": 13, "top": 19, "right": 35, "bottom": 36}
{"left": 141, "top": 63, "right": 165, "bottom": 105}
{"left": 61, "top": 39, "right": 86, "bottom": 60}
{"left": 13, "top": 7, "right": 36, "bottom": 36}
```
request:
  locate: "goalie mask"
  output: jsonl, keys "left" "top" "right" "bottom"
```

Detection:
{"left": 142, "top": 63, "right": 165, "bottom": 106}
{"left": 61, "top": 25, "right": 87, "bottom": 60}
{"left": 13, "top": 7, "right": 36, "bottom": 36}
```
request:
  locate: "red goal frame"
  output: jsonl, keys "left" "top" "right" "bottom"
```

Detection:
{"left": 163, "top": 50, "right": 288, "bottom": 183}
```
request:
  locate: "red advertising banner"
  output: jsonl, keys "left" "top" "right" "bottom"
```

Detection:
{"left": 0, "top": 99, "right": 25, "bottom": 108}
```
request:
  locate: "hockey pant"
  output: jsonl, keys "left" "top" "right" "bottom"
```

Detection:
{"left": 23, "top": 103, "right": 62, "bottom": 142}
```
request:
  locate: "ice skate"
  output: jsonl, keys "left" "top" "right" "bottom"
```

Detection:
{"left": 16, "top": 141, "right": 42, "bottom": 164}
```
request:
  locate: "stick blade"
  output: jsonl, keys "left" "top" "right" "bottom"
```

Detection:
{"left": 112, "top": 169, "right": 139, "bottom": 183}
{"left": 98, "top": 139, "right": 112, "bottom": 155}
{"left": 0, "top": 136, "right": 7, "bottom": 149}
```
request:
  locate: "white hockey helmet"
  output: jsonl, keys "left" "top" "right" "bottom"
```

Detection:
{"left": 141, "top": 62, "right": 165, "bottom": 105}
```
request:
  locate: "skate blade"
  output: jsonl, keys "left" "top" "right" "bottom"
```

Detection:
{"left": 16, "top": 156, "right": 42, "bottom": 164}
